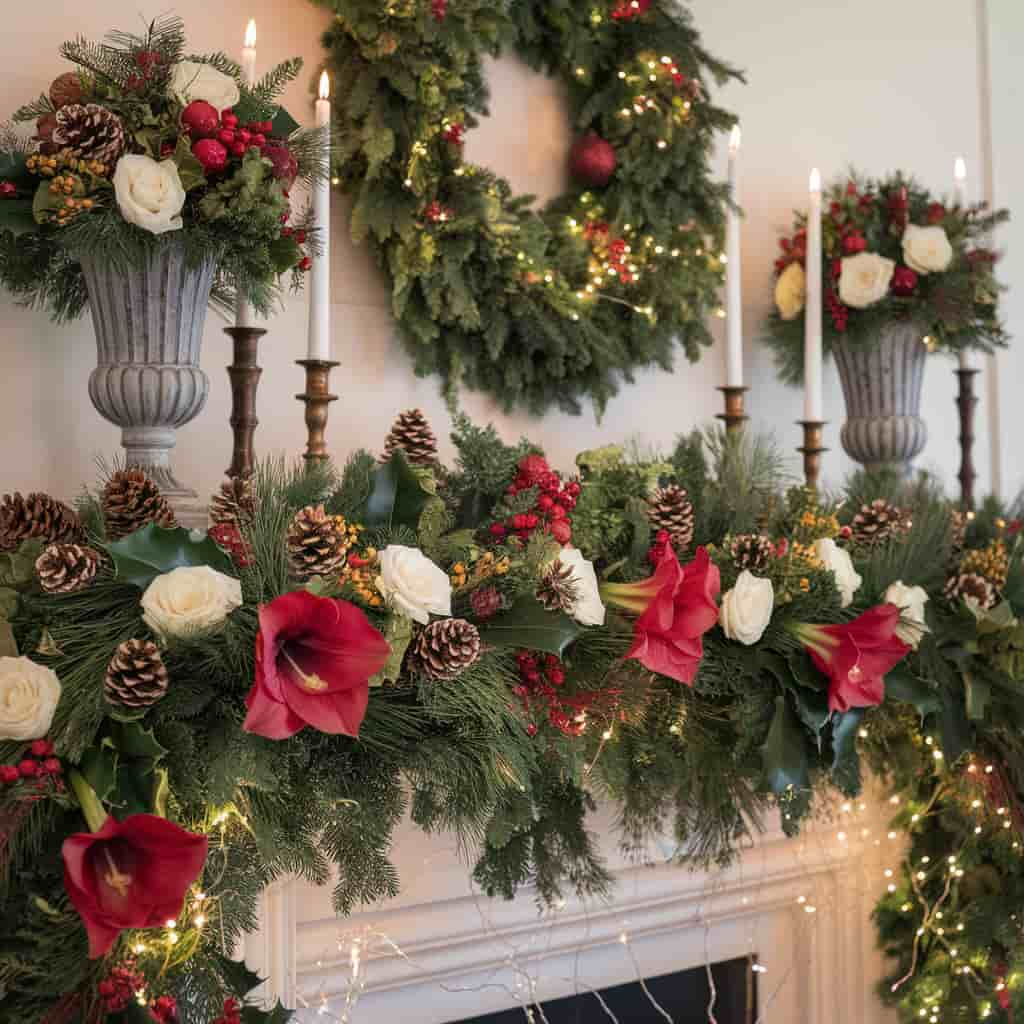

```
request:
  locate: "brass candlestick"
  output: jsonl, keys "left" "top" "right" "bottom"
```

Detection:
{"left": 798, "top": 421, "right": 828, "bottom": 490}
{"left": 717, "top": 385, "right": 749, "bottom": 434}
{"left": 956, "top": 367, "right": 980, "bottom": 511}
{"left": 223, "top": 326, "right": 266, "bottom": 479}
{"left": 296, "top": 359, "right": 339, "bottom": 463}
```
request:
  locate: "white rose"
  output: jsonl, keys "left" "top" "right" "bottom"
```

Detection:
{"left": 720, "top": 571, "right": 773, "bottom": 645}
{"left": 141, "top": 565, "right": 243, "bottom": 638}
{"left": 170, "top": 60, "right": 240, "bottom": 112}
{"left": 774, "top": 262, "right": 806, "bottom": 321}
{"left": 113, "top": 155, "right": 186, "bottom": 235}
{"left": 838, "top": 252, "right": 895, "bottom": 309}
{"left": 377, "top": 545, "right": 452, "bottom": 625}
{"left": 814, "top": 537, "right": 863, "bottom": 608}
{"left": 556, "top": 547, "right": 606, "bottom": 627}
{"left": 0, "top": 656, "right": 61, "bottom": 741}
{"left": 884, "top": 580, "right": 930, "bottom": 648}
{"left": 902, "top": 224, "right": 954, "bottom": 275}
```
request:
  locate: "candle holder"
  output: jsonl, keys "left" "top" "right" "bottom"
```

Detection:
{"left": 797, "top": 421, "right": 828, "bottom": 490}
{"left": 223, "top": 326, "right": 266, "bottom": 479}
{"left": 956, "top": 366, "right": 981, "bottom": 511}
{"left": 716, "top": 385, "right": 749, "bottom": 435}
{"left": 296, "top": 359, "right": 339, "bottom": 463}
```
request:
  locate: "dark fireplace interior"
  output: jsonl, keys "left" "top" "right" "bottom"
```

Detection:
{"left": 456, "top": 955, "right": 755, "bottom": 1024}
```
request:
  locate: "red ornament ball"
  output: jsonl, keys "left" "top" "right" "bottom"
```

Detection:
{"left": 192, "top": 138, "right": 229, "bottom": 174}
{"left": 181, "top": 100, "right": 220, "bottom": 139}
{"left": 569, "top": 133, "right": 617, "bottom": 188}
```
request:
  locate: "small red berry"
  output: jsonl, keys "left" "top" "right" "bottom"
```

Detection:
{"left": 231, "top": 141, "right": 248, "bottom": 158}
{"left": 537, "top": 494, "right": 554, "bottom": 511}
{"left": 0, "top": 181, "right": 17, "bottom": 198}
{"left": 181, "top": 100, "right": 220, "bottom": 139}
{"left": 547, "top": 668, "right": 565, "bottom": 685}
{"left": 238, "top": 129, "right": 252, "bottom": 145}
{"left": 526, "top": 723, "right": 538, "bottom": 737}
{"left": 42, "top": 757, "right": 62, "bottom": 775}
{"left": 252, "top": 133, "right": 266, "bottom": 147}
{"left": 217, "top": 128, "right": 236, "bottom": 146}
{"left": 0, "top": 765, "right": 19, "bottom": 783}
{"left": 548, "top": 519, "right": 572, "bottom": 544}
{"left": 29, "top": 739, "right": 53, "bottom": 757}
{"left": 298, "top": 256, "right": 312, "bottom": 271}
{"left": 192, "top": 137, "right": 229, "bottom": 173}
{"left": 18, "top": 759, "right": 39, "bottom": 778}
{"left": 221, "top": 111, "right": 238, "bottom": 127}
{"left": 489, "top": 523, "right": 506, "bottom": 538}
{"left": 294, "top": 230, "right": 307, "bottom": 244}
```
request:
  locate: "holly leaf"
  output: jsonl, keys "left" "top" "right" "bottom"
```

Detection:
{"left": 217, "top": 953, "right": 266, "bottom": 998}
{"left": 241, "top": 1002, "right": 292, "bottom": 1024}
{"left": 830, "top": 708, "right": 864, "bottom": 796}
{"left": 111, "top": 720, "right": 168, "bottom": 761}
{"left": 886, "top": 667, "right": 942, "bottom": 720}
{"left": 964, "top": 671, "right": 991, "bottom": 721}
{"left": 370, "top": 614, "right": 412, "bottom": 687}
{"left": 0, "top": 539, "right": 44, "bottom": 587}
{"left": 361, "top": 450, "right": 430, "bottom": 530}
{"left": 271, "top": 106, "right": 300, "bottom": 140}
{"left": 761, "top": 695, "right": 810, "bottom": 797}
{"left": 479, "top": 595, "right": 583, "bottom": 657}
{"left": 105, "top": 523, "right": 233, "bottom": 589}
{"left": 173, "top": 135, "right": 206, "bottom": 192}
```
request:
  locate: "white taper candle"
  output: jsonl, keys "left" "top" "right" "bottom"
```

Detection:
{"left": 235, "top": 19, "right": 258, "bottom": 329}
{"left": 804, "top": 168, "right": 823, "bottom": 421}
{"left": 725, "top": 125, "right": 743, "bottom": 387}
{"left": 308, "top": 71, "right": 332, "bottom": 361}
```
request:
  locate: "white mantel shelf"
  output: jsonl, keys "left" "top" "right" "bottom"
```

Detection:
{"left": 244, "top": 797, "right": 902, "bottom": 1024}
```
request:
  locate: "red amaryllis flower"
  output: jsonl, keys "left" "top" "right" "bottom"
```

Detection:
{"left": 602, "top": 546, "right": 720, "bottom": 685}
{"left": 62, "top": 814, "right": 207, "bottom": 958}
{"left": 243, "top": 590, "right": 389, "bottom": 740}
{"left": 790, "top": 604, "right": 910, "bottom": 713}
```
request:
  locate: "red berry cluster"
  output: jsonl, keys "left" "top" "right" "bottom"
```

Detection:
{"left": 0, "top": 181, "right": 17, "bottom": 198}
{"left": 443, "top": 123, "right": 465, "bottom": 146}
{"left": 98, "top": 963, "right": 145, "bottom": 1014}
{"left": 488, "top": 454, "right": 578, "bottom": 547}
{"left": 826, "top": 287, "right": 848, "bottom": 332}
{"left": 280, "top": 218, "right": 313, "bottom": 273}
{"left": 431, "top": 0, "right": 447, "bottom": 19}
{"left": 470, "top": 585, "right": 503, "bottom": 620}
{"left": 890, "top": 265, "right": 919, "bottom": 297}
{"left": 927, "top": 201, "right": 947, "bottom": 225}
{"left": 606, "top": 237, "right": 636, "bottom": 285}
{"left": 126, "top": 49, "right": 164, "bottom": 91}
{"left": 0, "top": 739, "right": 62, "bottom": 785}
{"left": 514, "top": 652, "right": 587, "bottom": 737}
{"left": 966, "top": 248, "right": 998, "bottom": 269}
{"left": 774, "top": 228, "right": 807, "bottom": 274}
{"left": 150, "top": 995, "right": 178, "bottom": 1023}
{"left": 886, "top": 187, "right": 909, "bottom": 231}
{"left": 582, "top": 220, "right": 609, "bottom": 242}
{"left": 424, "top": 201, "right": 453, "bottom": 223}
{"left": 208, "top": 523, "right": 254, "bottom": 568}
{"left": 611, "top": 0, "right": 652, "bottom": 20}
{"left": 212, "top": 999, "right": 242, "bottom": 1024}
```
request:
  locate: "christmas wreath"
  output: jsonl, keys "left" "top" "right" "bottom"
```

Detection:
{"left": 316, "top": 0, "right": 743, "bottom": 414}
{"left": 5, "top": 412, "right": 1024, "bottom": 1021}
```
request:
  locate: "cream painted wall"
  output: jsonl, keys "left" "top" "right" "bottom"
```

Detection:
{"left": 0, "top": 0, "right": 1010, "bottom": 504}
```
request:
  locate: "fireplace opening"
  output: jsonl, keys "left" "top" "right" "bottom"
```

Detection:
{"left": 454, "top": 955, "right": 756, "bottom": 1024}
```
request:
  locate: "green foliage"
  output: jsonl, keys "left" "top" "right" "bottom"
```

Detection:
{"left": 105, "top": 523, "right": 234, "bottom": 589}
{"left": 316, "top": 0, "right": 743, "bottom": 413}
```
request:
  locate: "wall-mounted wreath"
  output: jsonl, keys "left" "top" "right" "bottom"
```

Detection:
{"left": 316, "top": 0, "right": 743, "bottom": 414}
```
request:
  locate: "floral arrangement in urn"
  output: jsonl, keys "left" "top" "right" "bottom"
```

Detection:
{"left": 765, "top": 172, "right": 1008, "bottom": 383}
{"left": 0, "top": 16, "right": 325, "bottom": 319}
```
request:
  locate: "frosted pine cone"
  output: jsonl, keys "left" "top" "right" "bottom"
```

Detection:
{"left": 0, "top": 491, "right": 81, "bottom": 552}
{"left": 382, "top": 409, "right": 438, "bottom": 466}
{"left": 35, "top": 543, "right": 100, "bottom": 594}
{"left": 209, "top": 476, "right": 255, "bottom": 528}
{"left": 287, "top": 505, "right": 351, "bottom": 580}
{"left": 535, "top": 560, "right": 578, "bottom": 613}
{"left": 52, "top": 103, "right": 125, "bottom": 170}
{"left": 104, "top": 639, "right": 169, "bottom": 709}
{"left": 945, "top": 572, "right": 997, "bottom": 611}
{"left": 409, "top": 618, "right": 481, "bottom": 681}
{"left": 729, "top": 534, "right": 775, "bottom": 572}
{"left": 850, "top": 499, "right": 911, "bottom": 548}
{"left": 647, "top": 484, "right": 695, "bottom": 553}
{"left": 102, "top": 469, "right": 176, "bottom": 541}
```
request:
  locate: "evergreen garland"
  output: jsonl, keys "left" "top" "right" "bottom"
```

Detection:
{"left": 2, "top": 416, "right": 1024, "bottom": 1021}
{"left": 313, "top": 0, "right": 743, "bottom": 414}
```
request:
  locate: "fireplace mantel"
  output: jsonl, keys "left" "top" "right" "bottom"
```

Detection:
{"left": 244, "top": 798, "right": 901, "bottom": 1023}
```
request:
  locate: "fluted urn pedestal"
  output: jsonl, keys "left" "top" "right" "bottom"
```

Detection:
{"left": 832, "top": 322, "right": 928, "bottom": 476}
{"left": 81, "top": 241, "right": 215, "bottom": 499}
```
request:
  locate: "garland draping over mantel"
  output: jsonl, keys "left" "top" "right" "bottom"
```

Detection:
{"left": 1, "top": 411, "right": 1023, "bottom": 1023}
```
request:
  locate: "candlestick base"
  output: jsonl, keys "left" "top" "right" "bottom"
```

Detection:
{"left": 955, "top": 367, "right": 980, "bottom": 511}
{"left": 716, "top": 386, "right": 749, "bottom": 435}
{"left": 296, "top": 359, "right": 340, "bottom": 464}
{"left": 797, "top": 421, "right": 828, "bottom": 491}
{"left": 223, "top": 326, "right": 266, "bottom": 479}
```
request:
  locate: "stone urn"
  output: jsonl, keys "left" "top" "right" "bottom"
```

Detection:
{"left": 80, "top": 240, "right": 215, "bottom": 498}
{"left": 832, "top": 322, "right": 928, "bottom": 476}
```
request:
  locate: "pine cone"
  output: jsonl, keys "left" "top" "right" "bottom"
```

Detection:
{"left": 287, "top": 505, "right": 351, "bottom": 579}
{"left": 209, "top": 475, "right": 255, "bottom": 528}
{"left": 729, "top": 533, "right": 775, "bottom": 572}
{"left": 535, "top": 560, "right": 578, "bottom": 613}
{"left": 0, "top": 491, "right": 81, "bottom": 552}
{"left": 35, "top": 543, "right": 100, "bottom": 594}
{"left": 51, "top": 103, "right": 125, "bottom": 169}
{"left": 104, "top": 639, "right": 169, "bottom": 709}
{"left": 102, "top": 468, "right": 177, "bottom": 541}
{"left": 850, "top": 499, "right": 911, "bottom": 548}
{"left": 49, "top": 72, "right": 84, "bottom": 110}
{"left": 410, "top": 618, "right": 481, "bottom": 681}
{"left": 646, "top": 484, "right": 695, "bottom": 553}
{"left": 470, "top": 585, "right": 503, "bottom": 621}
{"left": 382, "top": 409, "right": 438, "bottom": 466}
{"left": 945, "top": 572, "right": 997, "bottom": 611}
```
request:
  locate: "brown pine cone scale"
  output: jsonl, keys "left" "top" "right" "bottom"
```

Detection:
{"left": 382, "top": 409, "right": 439, "bottom": 466}
{"left": 102, "top": 468, "right": 177, "bottom": 541}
